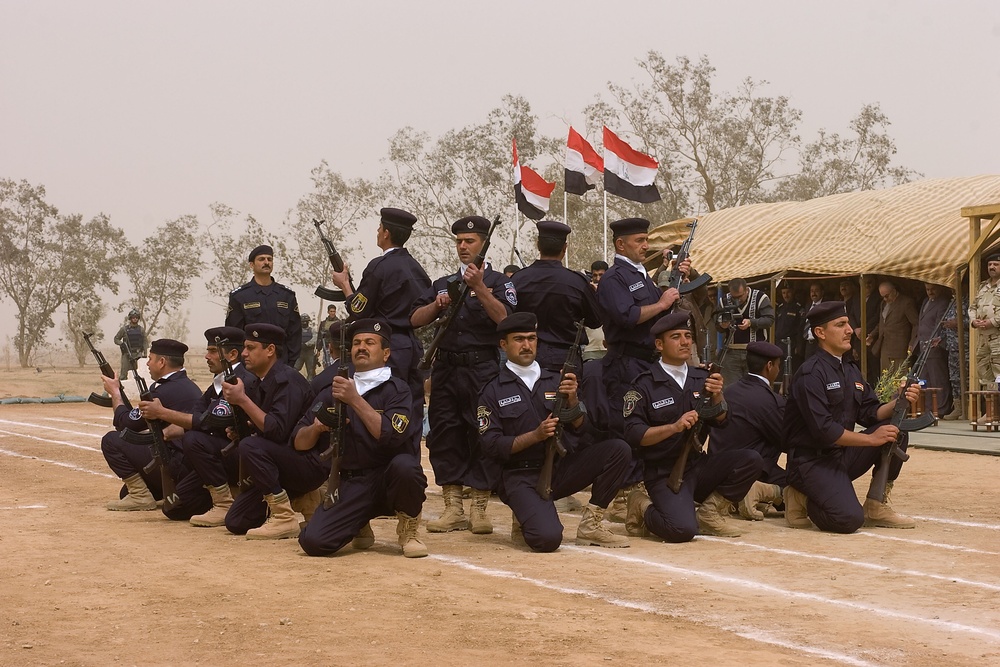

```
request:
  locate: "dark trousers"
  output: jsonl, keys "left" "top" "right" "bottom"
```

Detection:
{"left": 225, "top": 436, "right": 328, "bottom": 535}
{"left": 710, "top": 437, "right": 786, "bottom": 487}
{"left": 642, "top": 450, "right": 762, "bottom": 543}
{"left": 786, "top": 426, "right": 908, "bottom": 534}
{"left": 923, "top": 346, "right": 953, "bottom": 415}
{"left": 388, "top": 332, "right": 425, "bottom": 455}
{"left": 426, "top": 359, "right": 500, "bottom": 490}
{"left": 182, "top": 430, "right": 239, "bottom": 488}
{"left": 602, "top": 351, "right": 652, "bottom": 486}
{"left": 298, "top": 454, "right": 428, "bottom": 557}
{"left": 497, "top": 438, "right": 631, "bottom": 553}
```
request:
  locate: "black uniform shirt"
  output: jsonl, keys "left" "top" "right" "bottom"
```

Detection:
{"left": 247, "top": 362, "right": 314, "bottom": 444}
{"left": 347, "top": 247, "right": 430, "bottom": 331}
{"left": 114, "top": 370, "right": 202, "bottom": 432}
{"left": 412, "top": 265, "right": 515, "bottom": 351}
{"left": 226, "top": 279, "right": 302, "bottom": 365}
{"left": 190, "top": 363, "right": 258, "bottom": 435}
{"left": 710, "top": 375, "right": 785, "bottom": 454}
{"left": 596, "top": 256, "right": 659, "bottom": 348}
{"left": 511, "top": 260, "right": 602, "bottom": 347}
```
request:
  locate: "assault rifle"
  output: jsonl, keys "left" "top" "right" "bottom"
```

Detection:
{"left": 661, "top": 218, "right": 712, "bottom": 295}
{"left": 82, "top": 331, "right": 134, "bottom": 411}
{"left": 313, "top": 218, "right": 355, "bottom": 302}
{"left": 781, "top": 336, "right": 793, "bottom": 397}
{"left": 536, "top": 320, "right": 586, "bottom": 500}
{"left": 213, "top": 338, "right": 252, "bottom": 470}
{"left": 418, "top": 214, "right": 501, "bottom": 370}
{"left": 865, "top": 300, "right": 952, "bottom": 504}
{"left": 318, "top": 323, "right": 350, "bottom": 509}
{"left": 132, "top": 368, "right": 180, "bottom": 513}
{"left": 666, "top": 316, "right": 738, "bottom": 494}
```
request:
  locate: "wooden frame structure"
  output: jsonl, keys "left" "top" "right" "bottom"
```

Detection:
{"left": 963, "top": 203, "right": 1000, "bottom": 397}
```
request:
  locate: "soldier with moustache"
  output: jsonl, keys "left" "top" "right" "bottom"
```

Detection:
{"left": 510, "top": 220, "right": 603, "bottom": 372}
{"left": 297, "top": 319, "right": 428, "bottom": 558}
{"left": 410, "top": 215, "right": 515, "bottom": 535}
{"left": 99, "top": 339, "right": 202, "bottom": 512}
{"left": 226, "top": 244, "right": 302, "bottom": 365}
{"left": 220, "top": 324, "right": 326, "bottom": 539}
{"left": 623, "top": 311, "right": 763, "bottom": 541}
{"left": 783, "top": 302, "right": 920, "bottom": 533}
{"left": 478, "top": 313, "right": 631, "bottom": 552}
{"left": 329, "top": 208, "right": 431, "bottom": 453}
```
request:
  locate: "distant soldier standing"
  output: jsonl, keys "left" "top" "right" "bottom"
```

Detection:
{"left": 970, "top": 254, "right": 1000, "bottom": 395}
{"left": 113, "top": 309, "right": 146, "bottom": 378}
{"left": 226, "top": 244, "right": 302, "bottom": 366}
{"left": 295, "top": 314, "right": 317, "bottom": 380}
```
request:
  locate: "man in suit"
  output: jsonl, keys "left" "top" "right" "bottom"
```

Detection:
{"left": 866, "top": 281, "right": 918, "bottom": 375}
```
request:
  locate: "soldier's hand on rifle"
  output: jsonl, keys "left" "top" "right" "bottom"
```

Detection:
{"left": 704, "top": 372, "right": 724, "bottom": 396}
{"left": 220, "top": 377, "right": 246, "bottom": 407}
{"left": 332, "top": 375, "right": 360, "bottom": 405}
{"left": 868, "top": 424, "right": 900, "bottom": 446}
{"left": 558, "top": 373, "right": 579, "bottom": 406}
{"left": 434, "top": 290, "right": 452, "bottom": 311}
{"left": 162, "top": 424, "right": 184, "bottom": 441}
{"left": 463, "top": 263, "right": 487, "bottom": 293}
{"left": 100, "top": 372, "right": 122, "bottom": 398}
{"left": 658, "top": 286, "right": 681, "bottom": 311}
{"left": 311, "top": 416, "right": 331, "bottom": 433}
{"left": 898, "top": 381, "right": 921, "bottom": 405}
{"left": 676, "top": 258, "right": 691, "bottom": 278}
{"left": 674, "top": 409, "right": 699, "bottom": 432}
{"left": 532, "top": 414, "right": 560, "bottom": 443}
{"left": 330, "top": 264, "right": 351, "bottom": 292}
{"left": 138, "top": 397, "right": 165, "bottom": 420}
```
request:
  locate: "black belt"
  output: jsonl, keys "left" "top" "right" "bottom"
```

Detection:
{"left": 439, "top": 348, "right": 498, "bottom": 367}
{"left": 340, "top": 467, "right": 378, "bottom": 480}
{"left": 504, "top": 459, "right": 544, "bottom": 471}
{"left": 611, "top": 342, "right": 659, "bottom": 363}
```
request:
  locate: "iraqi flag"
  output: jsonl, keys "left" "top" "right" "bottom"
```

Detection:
{"left": 565, "top": 127, "right": 604, "bottom": 195}
{"left": 603, "top": 126, "right": 661, "bottom": 203}
{"left": 513, "top": 137, "right": 555, "bottom": 221}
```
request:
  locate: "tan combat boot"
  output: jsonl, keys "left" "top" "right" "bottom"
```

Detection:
{"left": 395, "top": 512, "right": 428, "bottom": 558}
{"left": 738, "top": 482, "right": 783, "bottom": 521}
{"left": 783, "top": 485, "right": 812, "bottom": 529}
{"left": 468, "top": 488, "right": 493, "bottom": 534}
{"left": 576, "top": 504, "right": 630, "bottom": 548}
{"left": 352, "top": 521, "right": 375, "bottom": 550}
{"left": 189, "top": 483, "right": 234, "bottom": 527}
{"left": 625, "top": 488, "right": 652, "bottom": 537}
{"left": 510, "top": 515, "right": 527, "bottom": 548}
{"left": 290, "top": 488, "right": 322, "bottom": 527}
{"left": 426, "top": 485, "right": 469, "bottom": 533}
{"left": 696, "top": 491, "right": 742, "bottom": 537}
{"left": 246, "top": 490, "right": 300, "bottom": 540}
{"left": 107, "top": 473, "right": 158, "bottom": 511}
{"left": 607, "top": 482, "right": 645, "bottom": 523}
{"left": 863, "top": 481, "right": 916, "bottom": 529}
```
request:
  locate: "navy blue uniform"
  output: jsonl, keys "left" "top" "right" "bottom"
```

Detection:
{"left": 101, "top": 370, "right": 202, "bottom": 514}
{"left": 710, "top": 375, "right": 786, "bottom": 486}
{"left": 299, "top": 375, "right": 426, "bottom": 556}
{"left": 225, "top": 362, "right": 326, "bottom": 535}
{"left": 346, "top": 247, "right": 431, "bottom": 452}
{"left": 412, "top": 265, "right": 513, "bottom": 490}
{"left": 783, "top": 349, "right": 905, "bottom": 534}
{"left": 511, "top": 260, "right": 602, "bottom": 371}
{"left": 226, "top": 279, "right": 302, "bottom": 365}
{"left": 624, "top": 364, "right": 762, "bottom": 542}
{"left": 479, "top": 365, "right": 630, "bottom": 552}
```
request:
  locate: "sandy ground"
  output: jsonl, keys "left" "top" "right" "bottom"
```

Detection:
{"left": 2, "top": 368, "right": 1000, "bottom": 666}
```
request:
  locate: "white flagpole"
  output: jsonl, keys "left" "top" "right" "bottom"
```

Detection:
{"left": 563, "top": 190, "right": 569, "bottom": 268}
{"left": 603, "top": 190, "right": 608, "bottom": 262}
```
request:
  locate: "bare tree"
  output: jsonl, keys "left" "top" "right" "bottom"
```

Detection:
{"left": 62, "top": 294, "right": 107, "bottom": 366}
{"left": 201, "top": 203, "right": 290, "bottom": 305}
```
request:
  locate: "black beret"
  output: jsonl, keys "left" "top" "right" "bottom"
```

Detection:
{"left": 497, "top": 312, "right": 537, "bottom": 337}
{"left": 610, "top": 217, "right": 650, "bottom": 238}
{"left": 988, "top": 253, "right": 1000, "bottom": 262}
{"left": 747, "top": 341, "right": 784, "bottom": 358}
{"left": 248, "top": 245, "right": 273, "bottom": 262}
{"left": 245, "top": 323, "right": 285, "bottom": 347}
{"left": 149, "top": 338, "right": 188, "bottom": 357}
{"left": 205, "top": 326, "right": 245, "bottom": 347}
{"left": 351, "top": 318, "right": 392, "bottom": 341}
{"left": 536, "top": 220, "right": 571, "bottom": 241}
{"left": 452, "top": 216, "right": 490, "bottom": 235}
{"left": 806, "top": 301, "right": 849, "bottom": 328}
{"left": 650, "top": 311, "right": 692, "bottom": 336}
{"left": 380, "top": 207, "right": 417, "bottom": 230}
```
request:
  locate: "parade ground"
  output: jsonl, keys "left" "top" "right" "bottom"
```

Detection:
{"left": 2, "top": 369, "right": 999, "bottom": 666}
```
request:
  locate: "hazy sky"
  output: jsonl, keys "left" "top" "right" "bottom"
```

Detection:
{"left": 2, "top": 1, "right": 999, "bottom": 357}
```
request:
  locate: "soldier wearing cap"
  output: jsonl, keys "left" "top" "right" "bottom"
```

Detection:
{"left": 219, "top": 323, "right": 325, "bottom": 539}
{"left": 709, "top": 341, "right": 786, "bottom": 520}
{"left": 970, "top": 253, "right": 1000, "bottom": 407}
{"left": 310, "top": 320, "right": 349, "bottom": 396}
{"left": 226, "top": 244, "right": 303, "bottom": 366}
{"left": 294, "top": 313, "right": 317, "bottom": 380}
{"left": 510, "top": 220, "right": 602, "bottom": 372}
{"left": 298, "top": 319, "right": 429, "bottom": 558}
{"left": 99, "top": 338, "right": 202, "bottom": 512}
{"left": 329, "top": 208, "right": 431, "bottom": 453}
{"left": 410, "top": 215, "right": 514, "bottom": 535}
{"left": 783, "top": 301, "right": 921, "bottom": 533}
{"left": 623, "top": 311, "right": 762, "bottom": 541}
{"left": 113, "top": 309, "right": 147, "bottom": 379}
{"left": 478, "top": 312, "right": 631, "bottom": 552}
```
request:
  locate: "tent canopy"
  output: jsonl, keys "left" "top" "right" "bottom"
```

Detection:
{"left": 647, "top": 175, "right": 1000, "bottom": 286}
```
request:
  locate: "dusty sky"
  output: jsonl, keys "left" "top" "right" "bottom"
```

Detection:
{"left": 2, "top": 0, "right": 999, "bottom": 360}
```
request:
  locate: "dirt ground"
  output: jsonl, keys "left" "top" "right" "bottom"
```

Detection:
{"left": 2, "top": 368, "right": 1000, "bottom": 666}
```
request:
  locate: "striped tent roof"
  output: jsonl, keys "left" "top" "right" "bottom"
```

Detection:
{"left": 647, "top": 175, "right": 1000, "bottom": 286}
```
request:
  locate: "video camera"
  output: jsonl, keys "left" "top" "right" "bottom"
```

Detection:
{"left": 716, "top": 291, "right": 741, "bottom": 325}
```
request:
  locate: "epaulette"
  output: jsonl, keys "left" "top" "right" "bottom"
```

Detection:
{"left": 230, "top": 283, "right": 251, "bottom": 295}
{"left": 272, "top": 279, "right": 293, "bottom": 292}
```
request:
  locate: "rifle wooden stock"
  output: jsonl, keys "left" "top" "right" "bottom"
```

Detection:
{"left": 536, "top": 320, "right": 585, "bottom": 500}
{"left": 82, "top": 331, "right": 134, "bottom": 411}
{"left": 313, "top": 218, "right": 354, "bottom": 301}
{"left": 419, "top": 214, "right": 501, "bottom": 370}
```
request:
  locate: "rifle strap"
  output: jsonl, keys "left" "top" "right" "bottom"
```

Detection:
{"left": 557, "top": 401, "right": 586, "bottom": 423}
{"left": 697, "top": 398, "right": 727, "bottom": 420}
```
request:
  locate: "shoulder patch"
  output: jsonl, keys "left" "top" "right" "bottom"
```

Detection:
{"left": 391, "top": 413, "right": 410, "bottom": 434}
{"left": 477, "top": 406, "right": 491, "bottom": 434}
{"left": 854, "top": 382, "right": 864, "bottom": 391}
{"left": 623, "top": 390, "right": 642, "bottom": 418}
{"left": 128, "top": 407, "right": 142, "bottom": 421}
{"left": 350, "top": 292, "right": 368, "bottom": 313}
{"left": 504, "top": 281, "right": 517, "bottom": 306}
{"left": 211, "top": 400, "right": 233, "bottom": 417}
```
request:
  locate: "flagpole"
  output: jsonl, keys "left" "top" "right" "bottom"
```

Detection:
{"left": 603, "top": 190, "right": 608, "bottom": 262}
{"left": 563, "top": 190, "right": 569, "bottom": 268}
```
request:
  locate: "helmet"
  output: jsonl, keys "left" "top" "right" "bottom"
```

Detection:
{"left": 128, "top": 309, "right": 140, "bottom": 319}
{"left": 301, "top": 314, "right": 312, "bottom": 323}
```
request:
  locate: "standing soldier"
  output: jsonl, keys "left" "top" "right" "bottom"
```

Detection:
{"left": 318, "top": 304, "right": 339, "bottom": 368}
{"left": 295, "top": 314, "right": 317, "bottom": 380}
{"left": 970, "top": 254, "right": 1000, "bottom": 418}
{"left": 329, "top": 208, "right": 431, "bottom": 453}
{"left": 510, "top": 220, "right": 603, "bottom": 371}
{"left": 716, "top": 278, "right": 775, "bottom": 387}
{"left": 410, "top": 215, "right": 514, "bottom": 535}
{"left": 113, "top": 309, "right": 146, "bottom": 378}
{"left": 775, "top": 284, "right": 805, "bottom": 376}
{"left": 226, "top": 244, "right": 302, "bottom": 366}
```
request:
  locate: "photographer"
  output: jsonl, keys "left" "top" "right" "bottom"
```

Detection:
{"left": 717, "top": 279, "right": 774, "bottom": 386}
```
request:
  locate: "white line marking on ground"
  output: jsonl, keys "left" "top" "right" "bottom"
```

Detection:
{"left": 431, "top": 553, "right": 877, "bottom": 667}
{"left": 0, "top": 504, "right": 47, "bottom": 510}
{"left": 41, "top": 417, "right": 108, "bottom": 428}
{"left": 0, "top": 447, "right": 115, "bottom": 479}
{"left": 0, "top": 418, "right": 105, "bottom": 440}
{"left": 853, "top": 531, "right": 1000, "bottom": 556}
{"left": 700, "top": 536, "right": 1000, "bottom": 593}
{"left": 563, "top": 546, "right": 1000, "bottom": 642}
{"left": 910, "top": 515, "right": 1000, "bottom": 531}
{"left": 0, "top": 428, "right": 100, "bottom": 452}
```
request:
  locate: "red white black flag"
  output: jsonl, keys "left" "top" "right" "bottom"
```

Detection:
{"left": 513, "top": 137, "right": 555, "bottom": 220}
{"left": 565, "top": 127, "right": 604, "bottom": 196}
{"left": 603, "top": 126, "right": 660, "bottom": 203}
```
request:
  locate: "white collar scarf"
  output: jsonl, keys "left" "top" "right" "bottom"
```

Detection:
{"left": 615, "top": 253, "right": 646, "bottom": 274}
{"left": 354, "top": 366, "right": 393, "bottom": 396}
{"left": 212, "top": 362, "right": 242, "bottom": 395}
{"left": 658, "top": 359, "right": 688, "bottom": 388}
{"left": 506, "top": 360, "right": 541, "bottom": 392}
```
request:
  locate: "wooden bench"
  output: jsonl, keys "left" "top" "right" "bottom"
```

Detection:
{"left": 967, "top": 390, "right": 1000, "bottom": 432}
